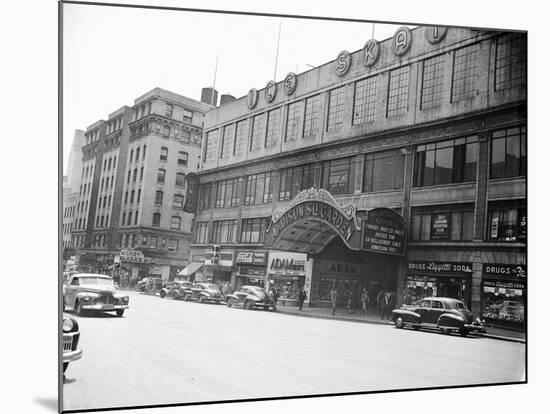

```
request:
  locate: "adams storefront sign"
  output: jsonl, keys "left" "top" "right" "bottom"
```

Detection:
{"left": 362, "top": 208, "right": 406, "bottom": 256}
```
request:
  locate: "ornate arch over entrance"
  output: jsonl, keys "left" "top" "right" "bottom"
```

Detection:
{"left": 264, "top": 187, "right": 362, "bottom": 255}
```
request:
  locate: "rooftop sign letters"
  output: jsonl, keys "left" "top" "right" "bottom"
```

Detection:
{"left": 284, "top": 72, "right": 297, "bottom": 96}
{"left": 335, "top": 50, "right": 351, "bottom": 76}
{"left": 425, "top": 26, "right": 448, "bottom": 44}
{"left": 247, "top": 88, "right": 258, "bottom": 109}
{"left": 265, "top": 81, "right": 277, "bottom": 102}
{"left": 392, "top": 26, "right": 412, "bottom": 56}
{"left": 362, "top": 208, "right": 406, "bottom": 256}
{"left": 363, "top": 39, "right": 380, "bottom": 67}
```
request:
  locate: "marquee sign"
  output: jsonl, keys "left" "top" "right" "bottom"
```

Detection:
{"left": 265, "top": 187, "right": 360, "bottom": 250}
{"left": 362, "top": 208, "right": 406, "bottom": 256}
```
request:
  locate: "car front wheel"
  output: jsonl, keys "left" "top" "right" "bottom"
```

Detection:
{"left": 244, "top": 300, "right": 253, "bottom": 310}
{"left": 160, "top": 290, "right": 166, "bottom": 298}
{"left": 226, "top": 299, "right": 233, "bottom": 307}
{"left": 199, "top": 296, "right": 206, "bottom": 303}
{"left": 394, "top": 316, "right": 404, "bottom": 329}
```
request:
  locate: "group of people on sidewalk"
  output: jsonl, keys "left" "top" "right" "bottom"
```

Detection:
{"left": 328, "top": 286, "right": 397, "bottom": 319}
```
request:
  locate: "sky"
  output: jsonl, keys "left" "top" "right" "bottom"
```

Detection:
{"left": 62, "top": 2, "right": 410, "bottom": 174}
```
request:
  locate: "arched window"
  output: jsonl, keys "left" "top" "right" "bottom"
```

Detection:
{"left": 137, "top": 189, "right": 141, "bottom": 203}
{"left": 133, "top": 168, "right": 138, "bottom": 182}
{"left": 136, "top": 147, "right": 140, "bottom": 160}
{"left": 127, "top": 212, "right": 133, "bottom": 226}
{"left": 130, "top": 190, "right": 135, "bottom": 203}
{"left": 152, "top": 213, "right": 161, "bottom": 227}
{"left": 130, "top": 149, "right": 134, "bottom": 163}
{"left": 155, "top": 190, "right": 163, "bottom": 205}
{"left": 143, "top": 145, "right": 146, "bottom": 159}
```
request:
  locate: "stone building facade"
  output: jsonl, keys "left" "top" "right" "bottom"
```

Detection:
{"left": 190, "top": 26, "right": 526, "bottom": 329}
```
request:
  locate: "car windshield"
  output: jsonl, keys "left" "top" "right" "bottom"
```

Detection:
{"left": 78, "top": 277, "right": 114, "bottom": 287}
{"left": 204, "top": 284, "right": 220, "bottom": 290}
{"left": 248, "top": 287, "right": 266, "bottom": 297}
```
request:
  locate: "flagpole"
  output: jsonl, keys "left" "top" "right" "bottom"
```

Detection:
{"left": 372, "top": 23, "right": 375, "bottom": 39}
{"left": 211, "top": 56, "right": 218, "bottom": 106}
{"left": 274, "top": 22, "right": 282, "bottom": 81}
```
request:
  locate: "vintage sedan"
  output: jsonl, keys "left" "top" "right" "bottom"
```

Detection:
{"left": 62, "top": 315, "right": 82, "bottom": 373}
{"left": 226, "top": 285, "right": 274, "bottom": 311}
{"left": 390, "top": 297, "right": 485, "bottom": 336}
{"left": 63, "top": 273, "right": 129, "bottom": 317}
{"left": 159, "top": 280, "right": 194, "bottom": 300}
{"left": 183, "top": 283, "right": 224, "bottom": 304}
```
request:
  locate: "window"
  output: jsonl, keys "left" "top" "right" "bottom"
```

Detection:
{"left": 130, "top": 150, "right": 133, "bottom": 163}
{"left": 108, "top": 195, "right": 112, "bottom": 207}
{"left": 233, "top": 120, "right": 248, "bottom": 156}
{"left": 212, "top": 220, "right": 238, "bottom": 243}
{"left": 414, "top": 137, "right": 478, "bottom": 187}
{"left": 285, "top": 101, "right": 302, "bottom": 142}
{"left": 321, "top": 157, "right": 356, "bottom": 196}
{"left": 150, "top": 236, "right": 158, "bottom": 248}
{"left": 495, "top": 33, "right": 527, "bottom": 91}
{"left": 167, "top": 239, "right": 178, "bottom": 252}
{"left": 240, "top": 218, "right": 269, "bottom": 243}
{"left": 303, "top": 95, "right": 321, "bottom": 138}
{"left": 490, "top": 126, "right": 526, "bottom": 179}
{"left": 387, "top": 66, "right": 410, "bottom": 117}
{"left": 133, "top": 168, "right": 138, "bottom": 182}
{"left": 410, "top": 205, "right": 475, "bottom": 241}
{"left": 157, "top": 168, "right": 166, "bottom": 183}
{"left": 127, "top": 212, "right": 132, "bottom": 226}
{"left": 205, "top": 129, "right": 219, "bottom": 162}
{"left": 487, "top": 200, "right": 526, "bottom": 242}
{"left": 171, "top": 216, "right": 181, "bottom": 230}
{"left": 327, "top": 87, "right": 346, "bottom": 132}
{"left": 160, "top": 146, "right": 168, "bottom": 161}
{"left": 177, "top": 151, "right": 188, "bottom": 167}
{"left": 171, "top": 194, "right": 183, "bottom": 209}
{"left": 136, "top": 190, "right": 140, "bottom": 203}
{"left": 165, "top": 103, "right": 173, "bottom": 117}
{"left": 452, "top": 43, "right": 479, "bottom": 102}
{"left": 142, "top": 146, "right": 146, "bottom": 160}
{"left": 194, "top": 222, "right": 209, "bottom": 244}
{"left": 363, "top": 149, "right": 406, "bottom": 192}
{"left": 215, "top": 177, "right": 243, "bottom": 208}
{"left": 250, "top": 113, "right": 266, "bottom": 151}
{"left": 136, "top": 147, "right": 140, "bottom": 160}
{"left": 162, "top": 125, "right": 171, "bottom": 138}
{"left": 130, "top": 190, "right": 135, "bottom": 203}
{"left": 182, "top": 109, "right": 193, "bottom": 121}
{"left": 140, "top": 167, "right": 143, "bottom": 181}
{"left": 265, "top": 109, "right": 281, "bottom": 148}
{"left": 155, "top": 190, "right": 163, "bottom": 205}
{"left": 176, "top": 172, "right": 186, "bottom": 187}
{"left": 279, "top": 164, "right": 318, "bottom": 201}
{"left": 199, "top": 183, "right": 212, "bottom": 210}
{"left": 353, "top": 76, "right": 377, "bottom": 125}
{"left": 134, "top": 211, "right": 138, "bottom": 225}
{"left": 124, "top": 191, "right": 128, "bottom": 204}
{"left": 152, "top": 213, "right": 161, "bottom": 227}
{"left": 221, "top": 125, "right": 234, "bottom": 159}
{"left": 421, "top": 54, "right": 447, "bottom": 109}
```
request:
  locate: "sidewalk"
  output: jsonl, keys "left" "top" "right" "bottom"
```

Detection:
{"left": 275, "top": 304, "right": 525, "bottom": 343}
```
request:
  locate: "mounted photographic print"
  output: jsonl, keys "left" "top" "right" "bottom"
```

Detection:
{"left": 60, "top": 1, "right": 527, "bottom": 412}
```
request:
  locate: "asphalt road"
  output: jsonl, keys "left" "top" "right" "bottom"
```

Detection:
{"left": 62, "top": 290, "right": 526, "bottom": 411}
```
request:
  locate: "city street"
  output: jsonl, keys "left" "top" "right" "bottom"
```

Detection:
{"left": 63, "top": 290, "right": 526, "bottom": 412}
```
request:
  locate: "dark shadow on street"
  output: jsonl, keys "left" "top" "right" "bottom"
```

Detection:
{"left": 63, "top": 375, "right": 77, "bottom": 385}
{"left": 34, "top": 397, "right": 58, "bottom": 412}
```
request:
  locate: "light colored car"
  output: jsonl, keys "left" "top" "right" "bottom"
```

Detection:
{"left": 226, "top": 285, "right": 274, "bottom": 311}
{"left": 62, "top": 315, "right": 82, "bottom": 373}
{"left": 63, "top": 273, "right": 129, "bottom": 317}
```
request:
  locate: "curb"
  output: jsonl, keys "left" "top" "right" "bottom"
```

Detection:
{"left": 276, "top": 309, "right": 525, "bottom": 344}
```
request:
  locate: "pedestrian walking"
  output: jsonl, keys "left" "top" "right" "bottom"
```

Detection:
{"left": 361, "top": 288, "right": 370, "bottom": 315}
{"left": 297, "top": 286, "right": 307, "bottom": 311}
{"left": 270, "top": 283, "right": 278, "bottom": 310}
{"left": 346, "top": 290, "right": 354, "bottom": 314}
{"left": 377, "top": 289, "right": 390, "bottom": 319}
{"left": 330, "top": 287, "right": 338, "bottom": 315}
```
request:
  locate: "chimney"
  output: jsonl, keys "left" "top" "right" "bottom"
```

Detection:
{"left": 201, "top": 87, "right": 218, "bottom": 107}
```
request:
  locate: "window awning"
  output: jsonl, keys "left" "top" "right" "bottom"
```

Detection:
{"left": 177, "top": 262, "right": 204, "bottom": 277}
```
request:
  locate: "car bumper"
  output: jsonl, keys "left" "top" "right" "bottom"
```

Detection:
{"left": 81, "top": 304, "right": 129, "bottom": 310}
{"left": 464, "top": 324, "right": 486, "bottom": 333}
{"left": 63, "top": 348, "right": 83, "bottom": 363}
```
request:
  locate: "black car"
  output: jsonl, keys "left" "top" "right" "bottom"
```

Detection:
{"left": 390, "top": 297, "right": 485, "bottom": 336}
{"left": 62, "top": 315, "right": 82, "bottom": 373}
{"left": 226, "top": 285, "right": 274, "bottom": 311}
{"left": 183, "top": 283, "right": 224, "bottom": 304}
{"left": 159, "top": 280, "right": 194, "bottom": 299}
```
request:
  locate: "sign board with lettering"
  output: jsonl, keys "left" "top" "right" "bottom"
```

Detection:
{"left": 431, "top": 213, "right": 449, "bottom": 240}
{"left": 268, "top": 251, "right": 307, "bottom": 277}
{"left": 362, "top": 208, "right": 406, "bottom": 256}
{"left": 483, "top": 264, "right": 526, "bottom": 279}
{"left": 205, "top": 249, "right": 234, "bottom": 267}
{"left": 408, "top": 261, "right": 473, "bottom": 275}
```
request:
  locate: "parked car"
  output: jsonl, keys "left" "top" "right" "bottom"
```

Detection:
{"left": 226, "top": 285, "right": 274, "bottom": 311}
{"left": 183, "top": 283, "right": 224, "bottom": 304}
{"left": 390, "top": 297, "right": 485, "bottom": 336}
{"left": 62, "top": 315, "right": 82, "bottom": 373}
{"left": 136, "top": 277, "right": 165, "bottom": 293}
{"left": 159, "top": 280, "right": 194, "bottom": 300}
{"left": 63, "top": 273, "right": 129, "bottom": 317}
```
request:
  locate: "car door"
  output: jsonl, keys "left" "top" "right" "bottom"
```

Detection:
{"left": 65, "top": 277, "right": 79, "bottom": 308}
{"left": 416, "top": 299, "right": 432, "bottom": 323}
{"left": 427, "top": 299, "right": 445, "bottom": 324}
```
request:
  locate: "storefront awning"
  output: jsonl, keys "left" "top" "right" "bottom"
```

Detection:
{"left": 178, "top": 262, "right": 203, "bottom": 277}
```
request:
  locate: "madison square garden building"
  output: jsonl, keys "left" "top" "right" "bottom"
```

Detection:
{"left": 187, "top": 26, "right": 526, "bottom": 330}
